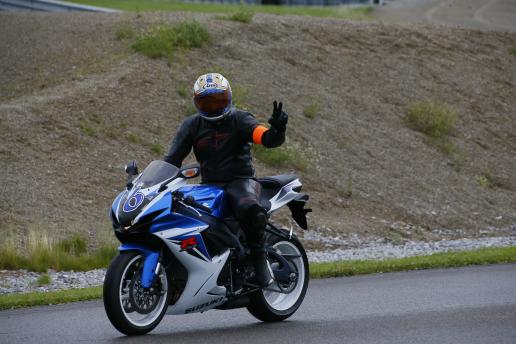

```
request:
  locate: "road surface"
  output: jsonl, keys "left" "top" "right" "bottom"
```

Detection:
{"left": 376, "top": 0, "right": 516, "bottom": 33}
{"left": 1, "top": 264, "right": 516, "bottom": 343}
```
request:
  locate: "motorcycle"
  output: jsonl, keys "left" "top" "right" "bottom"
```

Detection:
{"left": 103, "top": 160, "right": 312, "bottom": 335}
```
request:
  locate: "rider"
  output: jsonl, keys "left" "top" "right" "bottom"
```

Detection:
{"left": 164, "top": 73, "right": 288, "bottom": 287}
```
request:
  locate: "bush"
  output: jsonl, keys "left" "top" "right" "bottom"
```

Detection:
{"left": 476, "top": 171, "right": 494, "bottom": 188}
{"left": 220, "top": 10, "right": 254, "bottom": 24}
{"left": 132, "top": 21, "right": 210, "bottom": 59}
{"left": 0, "top": 232, "right": 118, "bottom": 272}
{"left": 405, "top": 101, "right": 457, "bottom": 138}
{"left": 303, "top": 103, "right": 319, "bottom": 119}
{"left": 253, "top": 145, "right": 308, "bottom": 171}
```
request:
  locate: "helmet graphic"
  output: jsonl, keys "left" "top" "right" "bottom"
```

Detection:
{"left": 193, "top": 73, "right": 232, "bottom": 121}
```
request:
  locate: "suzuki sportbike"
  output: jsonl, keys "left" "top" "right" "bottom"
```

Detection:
{"left": 104, "top": 160, "right": 311, "bottom": 335}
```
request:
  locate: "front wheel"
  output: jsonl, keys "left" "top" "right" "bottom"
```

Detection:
{"left": 103, "top": 251, "right": 170, "bottom": 336}
{"left": 247, "top": 235, "right": 309, "bottom": 322}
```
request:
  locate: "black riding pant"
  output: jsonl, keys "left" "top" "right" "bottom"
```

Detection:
{"left": 224, "top": 179, "right": 267, "bottom": 253}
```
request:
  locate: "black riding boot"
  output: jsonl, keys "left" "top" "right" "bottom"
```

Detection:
{"left": 249, "top": 249, "right": 274, "bottom": 287}
{"left": 246, "top": 209, "right": 273, "bottom": 287}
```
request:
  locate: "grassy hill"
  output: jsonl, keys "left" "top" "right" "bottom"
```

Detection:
{"left": 1, "top": 11, "right": 515, "bottom": 249}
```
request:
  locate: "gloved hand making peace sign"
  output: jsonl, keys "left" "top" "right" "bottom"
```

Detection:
{"left": 268, "top": 101, "right": 288, "bottom": 132}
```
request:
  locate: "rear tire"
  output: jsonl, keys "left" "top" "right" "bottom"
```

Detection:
{"left": 247, "top": 234, "right": 309, "bottom": 322}
{"left": 103, "top": 251, "right": 170, "bottom": 336}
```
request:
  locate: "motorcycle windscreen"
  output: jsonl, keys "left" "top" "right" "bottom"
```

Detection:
{"left": 117, "top": 160, "right": 179, "bottom": 227}
{"left": 137, "top": 160, "right": 179, "bottom": 188}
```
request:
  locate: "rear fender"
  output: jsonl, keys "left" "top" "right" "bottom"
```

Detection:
{"left": 287, "top": 193, "right": 311, "bottom": 230}
{"left": 119, "top": 243, "right": 160, "bottom": 288}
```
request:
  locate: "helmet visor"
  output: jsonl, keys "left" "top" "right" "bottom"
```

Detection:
{"left": 194, "top": 89, "right": 231, "bottom": 116}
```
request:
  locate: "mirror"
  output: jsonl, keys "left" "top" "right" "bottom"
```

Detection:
{"left": 125, "top": 160, "right": 139, "bottom": 176}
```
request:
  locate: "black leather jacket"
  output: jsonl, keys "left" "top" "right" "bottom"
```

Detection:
{"left": 164, "top": 108, "right": 285, "bottom": 183}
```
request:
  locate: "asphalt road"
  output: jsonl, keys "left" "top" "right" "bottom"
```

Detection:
{"left": 1, "top": 264, "right": 516, "bottom": 343}
{"left": 376, "top": 0, "right": 516, "bottom": 33}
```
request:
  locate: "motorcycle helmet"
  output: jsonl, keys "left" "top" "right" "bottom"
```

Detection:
{"left": 193, "top": 73, "right": 232, "bottom": 121}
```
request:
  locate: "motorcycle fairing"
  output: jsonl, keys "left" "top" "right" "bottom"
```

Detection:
{"left": 268, "top": 178, "right": 303, "bottom": 213}
{"left": 177, "top": 184, "right": 229, "bottom": 218}
{"left": 152, "top": 225, "right": 230, "bottom": 315}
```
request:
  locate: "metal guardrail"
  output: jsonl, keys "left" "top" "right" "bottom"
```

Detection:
{"left": 0, "top": 0, "right": 119, "bottom": 12}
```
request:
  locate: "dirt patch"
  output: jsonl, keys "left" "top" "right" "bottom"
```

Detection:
{"left": 1, "top": 11, "right": 516, "bottom": 245}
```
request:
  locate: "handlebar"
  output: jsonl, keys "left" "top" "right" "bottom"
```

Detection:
{"left": 184, "top": 196, "right": 213, "bottom": 213}
{"left": 173, "top": 191, "right": 212, "bottom": 214}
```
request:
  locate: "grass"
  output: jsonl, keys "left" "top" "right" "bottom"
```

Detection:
{"left": 36, "top": 273, "right": 52, "bottom": 286}
{"left": 218, "top": 10, "right": 254, "bottom": 24}
{"left": 476, "top": 171, "right": 494, "bottom": 188}
{"left": 149, "top": 143, "right": 164, "bottom": 156}
{"left": 177, "top": 84, "right": 189, "bottom": 98}
{"left": 0, "top": 287, "right": 102, "bottom": 310}
{"left": 405, "top": 101, "right": 458, "bottom": 138}
{"left": 303, "top": 103, "right": 319, "bottom": 119}
{"left": 252, "top": 144, "right": 308, "bottom": 171}
{"left": 78, "top": 121, "right": 95, "bottom": 136}
{"left": 426, "top": 137, "right": 458, "bottom": 156}
{"left": 509, "top": 46, "right": 516, "bottom": 56}
{"left": 126, "top": 132, "right": 140, "bottom": 144}
{"left": 309, "top": 246, "right": 516, "bottom": 278}
{"left": 132, "top": 21, "right": 210, "bottom": 60}
{"left": 0, "top": 231, "right": 117, "bottom": 273}
{"left": 115, "top": 22, "right": 135, "bottom": 40}
{"left": 2, "top": 246, "right": 515, "bottom": 310}
{"left": 69, "top": 0, "right": 374, "bottom": 20}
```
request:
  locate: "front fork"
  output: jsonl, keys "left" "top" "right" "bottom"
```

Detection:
{"left": 119, "top": 243, "right": 160, "bottom": 288}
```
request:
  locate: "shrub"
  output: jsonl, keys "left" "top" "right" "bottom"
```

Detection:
{"left": 476, "top": 171, "right": 494, "bottom": 188}
{"left": 405, "top": 101, "right": 457, "bottom": 138}
{"left": 220, "top": 10, "right": 254, "bottom": 24}
{"left": 303, "top": 103, "right": 319, "bottom": 119}
{"left": 509, "top": 46, "right": 516, "bottom": 56}
{"left": 253, "top": 145, "right": 308, "bottom": 171}
{"left": 132, "top": 21, "right": 210, "bottom": 59}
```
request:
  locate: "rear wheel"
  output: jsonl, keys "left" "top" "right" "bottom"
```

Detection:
{"left": 103, "top": 251, "right": 170, "bottom": 336}
{"left": 247, "top": 235, "right": 309, "bottom": 322}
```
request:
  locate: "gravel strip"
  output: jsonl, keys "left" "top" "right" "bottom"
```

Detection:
{"left": 307, "top": 236, "right": 516, "bottom": 263}
{"left": 1, "top": 236, "right": 515, "bottom": 295}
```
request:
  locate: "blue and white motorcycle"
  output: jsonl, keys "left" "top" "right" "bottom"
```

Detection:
{"left": 104, "top": 160, "right": 311, "bottom": 335}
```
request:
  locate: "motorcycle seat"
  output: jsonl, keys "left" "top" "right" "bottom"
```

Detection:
{"left": 257, "top": 174, "right": 298, "bottom": 189}
{"left": 257, "top": 174, "right": 298, "bottom": 211}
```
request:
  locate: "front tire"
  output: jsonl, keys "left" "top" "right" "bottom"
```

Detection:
{"left": 103, "top": 251, "right": 170, "bottom": 336}
{"left": 247, "top": 235, "right": 309, "bottom": 322}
